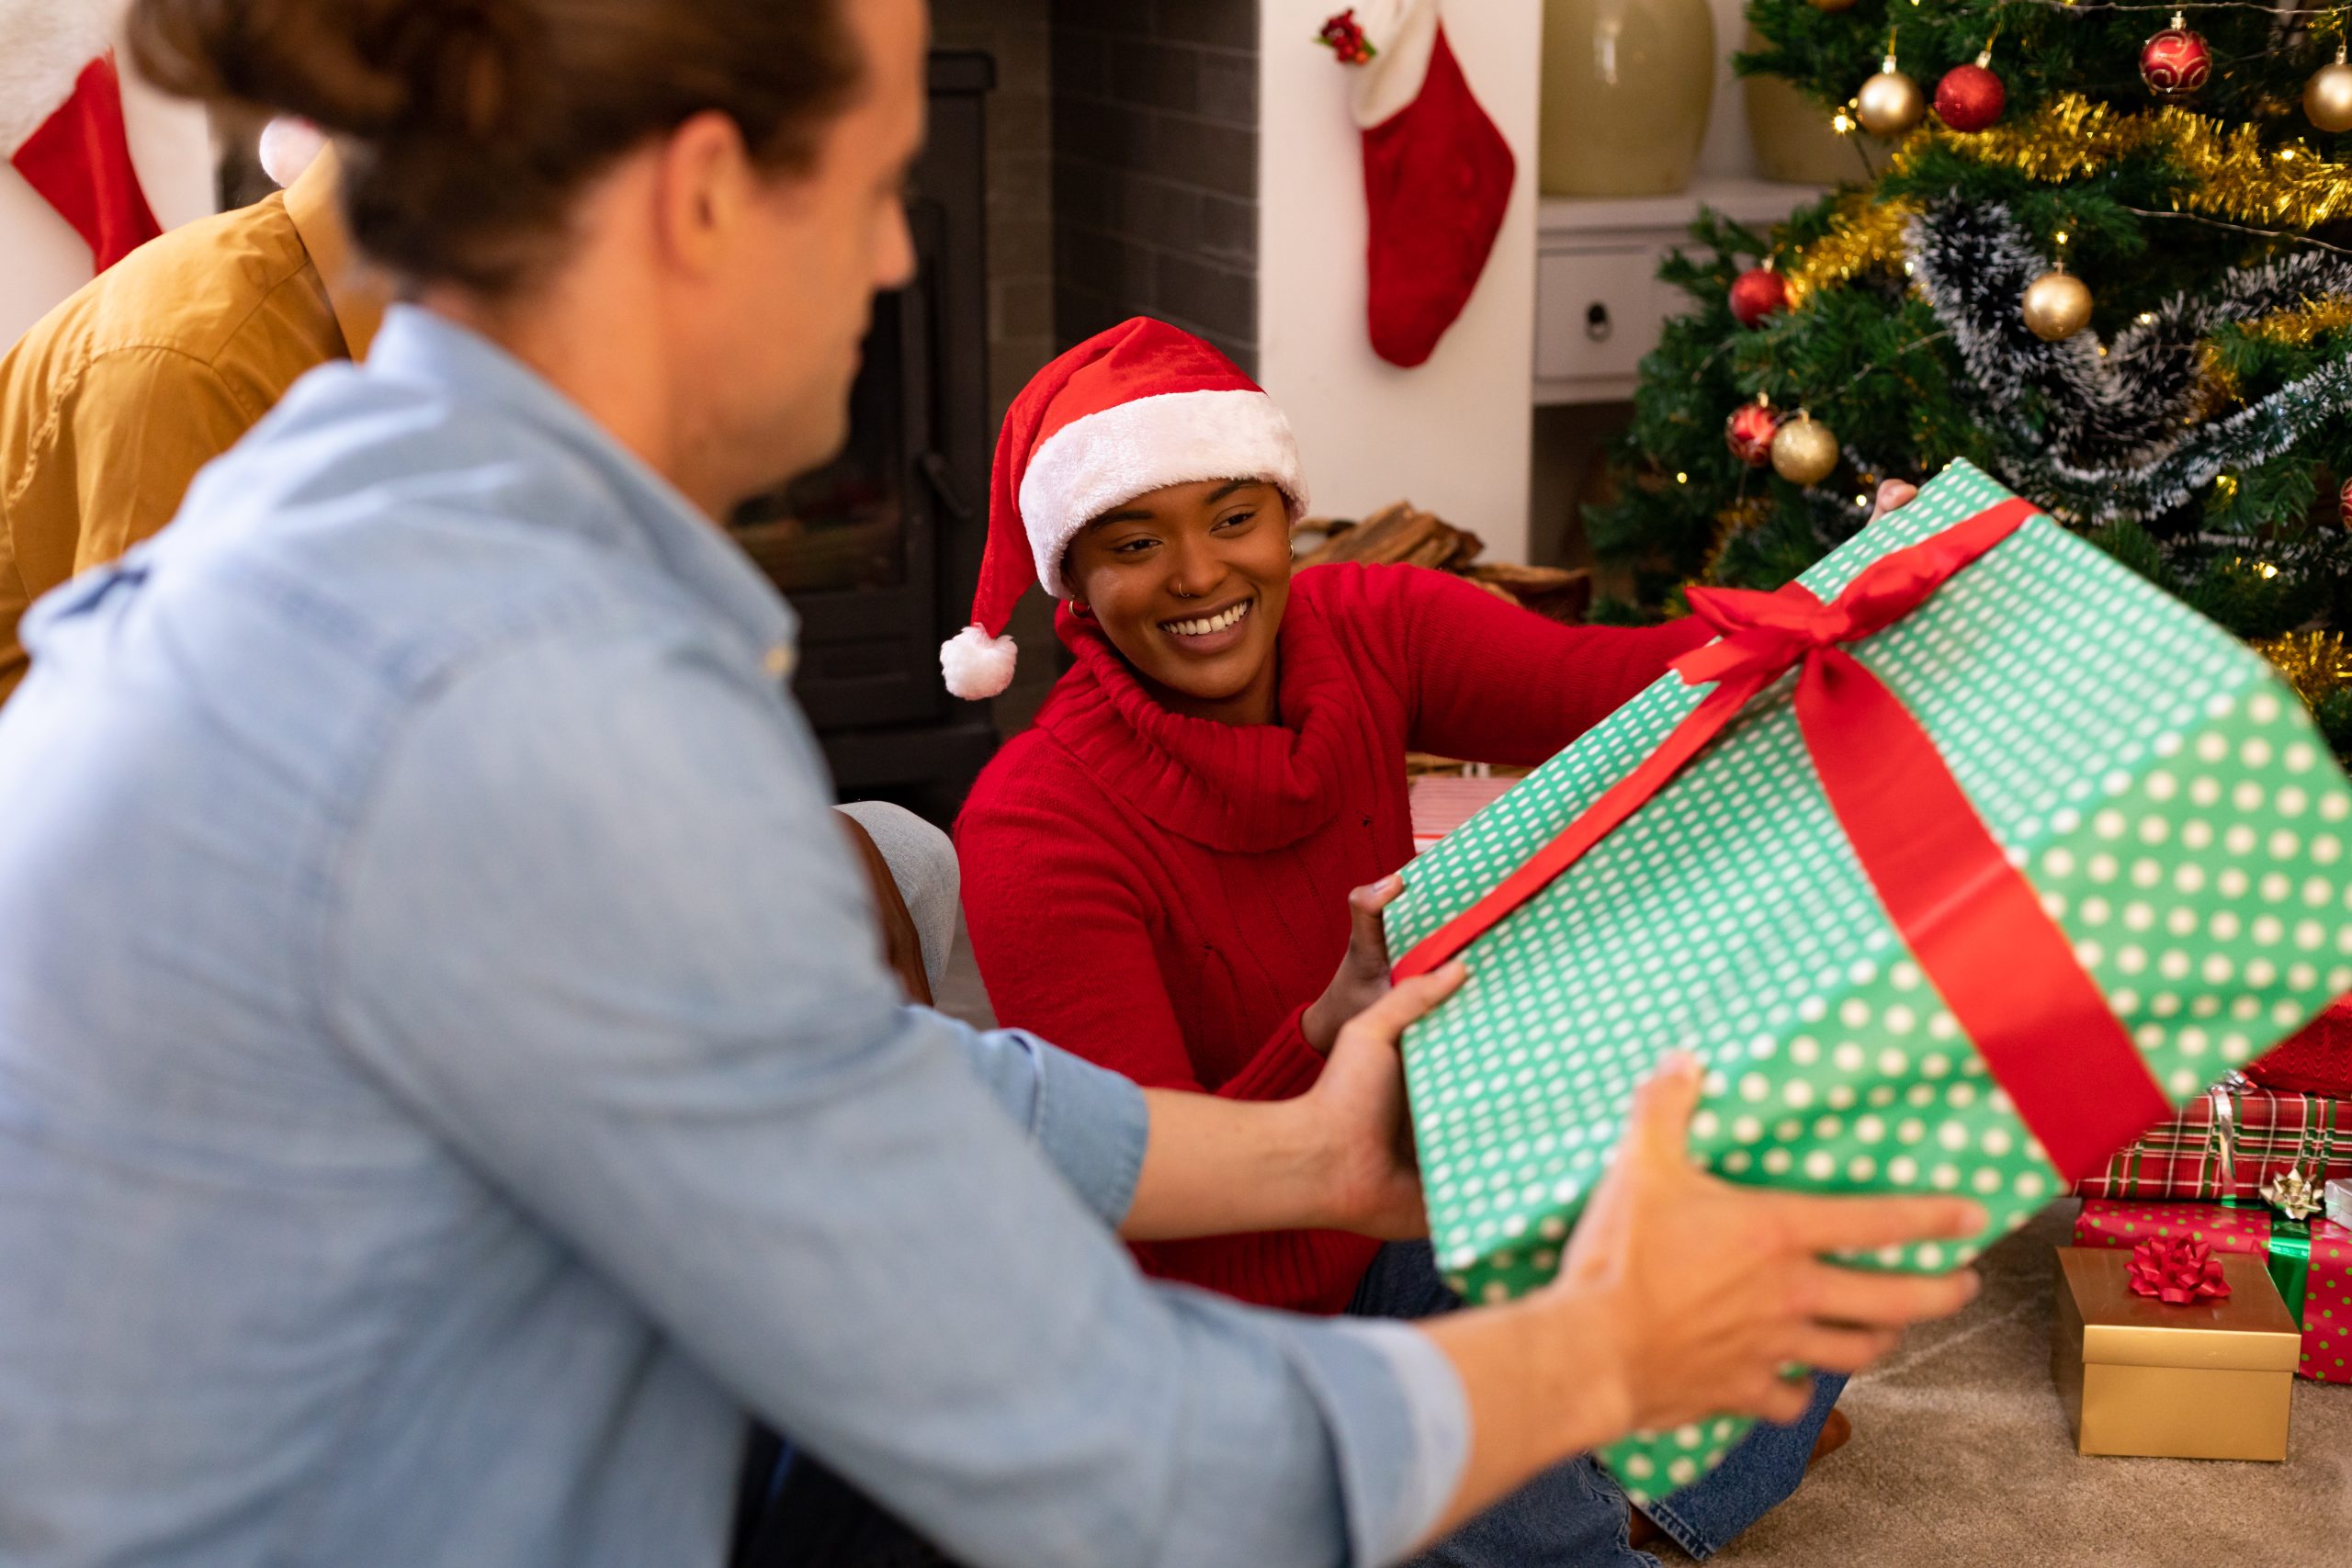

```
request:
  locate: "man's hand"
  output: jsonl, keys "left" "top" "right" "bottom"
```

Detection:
{"left": 1549, "top": 1054, "right": 1982, "bottom": 1434}
{"left": 1293, "top": 962, "right": 1467, "bottom": 1239}
{"left": 1302, "top": 874, "right": 1404, "bottom": 1053}
{"left": 1120, "top": 961, "right": 1463, "bottom": 1243}
{"left": 1412, "top": 1054, "right": 1984, "bottom": 1543}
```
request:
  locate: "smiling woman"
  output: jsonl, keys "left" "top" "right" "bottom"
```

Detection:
{"left": 948, "top": 320, "right": 1879, "bottom": 1560}
{"left": 952, "top": 318, "right": 1718, "bottom": 1316}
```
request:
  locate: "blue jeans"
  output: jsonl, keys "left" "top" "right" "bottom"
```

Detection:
{"left": 1353, "top": 1242, "right": 1845, "bottom": 1566}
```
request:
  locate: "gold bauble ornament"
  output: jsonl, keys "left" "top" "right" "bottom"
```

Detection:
{"left": 1856, "top": 57, "right": 1926, "bottom": 137}
{"left": 2022, "top": 269, "right": 2094, "bottom": 341}
{"left": 1770, "top": 412, "right": 1841, "bottom": 487}
{"left": 2306, "top": 49, "right": 2352, "bottom": 135}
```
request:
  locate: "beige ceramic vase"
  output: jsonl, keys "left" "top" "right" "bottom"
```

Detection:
{"left": 1741, "top": 26, "right": 1888, "bottom": 185}
{"left": 1538, "top": 0, "right": 1716, "bottom": 197}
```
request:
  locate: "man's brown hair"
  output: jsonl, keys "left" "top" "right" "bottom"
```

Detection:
{"left": 130, "top": 0, "right": 864, "bottom": 295}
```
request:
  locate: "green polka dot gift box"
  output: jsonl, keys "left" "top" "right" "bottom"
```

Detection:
{"left": 1383, "top": 459, "right": 2352, "bottom": 1503}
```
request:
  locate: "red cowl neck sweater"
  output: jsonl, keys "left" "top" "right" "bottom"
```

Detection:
{"left": 956, "top": 562, "right": 1709, "bottom": 1314}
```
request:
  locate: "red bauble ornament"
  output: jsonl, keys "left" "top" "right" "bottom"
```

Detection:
{"left": 2340, "top": 476, "right": 2352, "bottom": 527}
{"left": 1725, "top": 402, "right": 1781, "bottom": 467}
{"left": 1934, "top": 62, "right": 2006, "bottom": 132}
{"left": 1729, "top": 266, "right": 1789, "bottom": 328}
{"left": 2140, "top": 15, "right": 2212, "bottom": 101}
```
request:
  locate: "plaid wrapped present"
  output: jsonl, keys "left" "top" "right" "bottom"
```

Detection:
{"left": 2075, "top": 1198, "right": 2352, "bottom": 1383}
{"left": 2073, "top": 1072, "right": 2352, "bottom": 1202}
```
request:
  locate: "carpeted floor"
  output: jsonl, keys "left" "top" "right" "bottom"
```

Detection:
{"left": 932, "top": 926, "right": 2352, "bottom": 1565}
{"left": 1719, "top": 1198, "right": 2350, "bottom": 1567}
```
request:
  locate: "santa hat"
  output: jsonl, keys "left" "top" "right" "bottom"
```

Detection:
{"left": 2, "top": 0, "right": 161, "bottom": 272}
{"left": 940, "top": 317, "right": 1309, "bottom": 701}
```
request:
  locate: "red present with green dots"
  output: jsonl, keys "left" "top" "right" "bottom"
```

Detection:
{"left": 2071, "top": 1073, "right": 2352, "bottom": 1203}
{"left": 2075, "top": 1197, "right": 2352, "bottom": 1384}
{"left": 1385, "top": 460, "right": 2352, "bottom": 1502}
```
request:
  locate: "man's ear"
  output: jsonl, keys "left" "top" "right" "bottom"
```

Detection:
{"left": 652, "top": 111, "right": 756, "bottom": 276}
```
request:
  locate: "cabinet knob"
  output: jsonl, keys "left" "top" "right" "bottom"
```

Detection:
{"left": 1584, "top": 302, "right": 1612, "bottom": 342}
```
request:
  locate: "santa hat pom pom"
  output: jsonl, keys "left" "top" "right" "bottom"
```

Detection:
{"left": 259, "top": 117, "right": 328, "bottom": 189}
{"left": 940, "top": 624, "right": 1017, "bottom": 700}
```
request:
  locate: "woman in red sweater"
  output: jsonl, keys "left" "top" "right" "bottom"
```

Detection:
{"left": 948, "top": 318, "right": 1727, "bottom": 1314}
{"left": 945, "top": 319, "right": 1903, "bottom": 1564}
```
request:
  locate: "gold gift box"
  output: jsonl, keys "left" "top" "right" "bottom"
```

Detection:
{"left": 2052, "top": 1247, "right": 2301, "bottom": 1461}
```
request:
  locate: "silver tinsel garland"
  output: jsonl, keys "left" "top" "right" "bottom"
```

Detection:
{"left": 1897, "top": 201, "right": 2352, "bottom": 525}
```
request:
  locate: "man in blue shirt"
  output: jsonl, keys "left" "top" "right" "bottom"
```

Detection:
{"left": 0, "top": 3, "right": 1980, "bottom": 1564}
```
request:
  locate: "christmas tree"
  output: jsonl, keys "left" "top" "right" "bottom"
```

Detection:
{"left": 1586, "top": 0, "right": 2352, "bottom": 757}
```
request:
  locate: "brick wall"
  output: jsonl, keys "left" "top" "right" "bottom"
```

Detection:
{"left": 931, "top": 0, "right": 1057, "bottom": 425}
{"left": 1050, "top": 0, "right": 1259, "bottom": 374}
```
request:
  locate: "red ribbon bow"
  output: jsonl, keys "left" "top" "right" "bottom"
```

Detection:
{"left": 1394, "top": 496, "right": 2171, "bottom": 1184}
{"left": 2127, "top": 1235, "right": 2233, "bottom": 1303}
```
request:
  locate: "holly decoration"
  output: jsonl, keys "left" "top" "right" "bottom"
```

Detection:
{"left": 1725, "top": 400, "right": 1781, "bottom": 467}
{"left": 1729, "top": 265, "right": 1789, "bottom": 329}
{"left": 1317, "top": 8, "right": 1375, "bottom": 65}
{"left": 2140, "top": 14, "right": 2213, "bottom": 102}
{"left": 1934, "top": 56, "right": 2006, "bottom": 133}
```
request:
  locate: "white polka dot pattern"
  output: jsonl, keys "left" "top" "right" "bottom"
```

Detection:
{"left": 1385, "top": 460, "right": 2352, "bottom": 1501}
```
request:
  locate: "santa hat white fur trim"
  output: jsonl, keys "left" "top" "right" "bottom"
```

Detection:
{"left": 1346, "top": 0, "right": 1441, "bottom": 128}
{"left": 1016, "top": 387, "right": 1308, "bottom": 600}
{"left": 0, "top": 0, "right": 116, "bottom": 154}
{"left": 940, "top": 623, "right": 1018, "bottom": 701}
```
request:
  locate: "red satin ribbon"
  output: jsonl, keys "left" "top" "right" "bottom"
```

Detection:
{"left": 1394, "top": 496, "right": 2173, "bottom": 1185}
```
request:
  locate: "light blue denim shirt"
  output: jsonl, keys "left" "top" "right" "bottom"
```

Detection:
{"left": 0, "top": 308, "right": 1465, "bottom": 1568}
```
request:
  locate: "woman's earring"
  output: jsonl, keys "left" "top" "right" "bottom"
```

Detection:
{"left": 1070, "top": 601, "right": 1093, "bottom": 619}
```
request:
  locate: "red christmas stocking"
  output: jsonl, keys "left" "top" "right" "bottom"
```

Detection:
{"left": 1327, "top": 4, "right": 1516, "bottom": 367}
{"left": 3, "top": 2, "right": 162, "bottom": 272}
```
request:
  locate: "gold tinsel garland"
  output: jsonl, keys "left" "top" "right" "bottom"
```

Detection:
{"left": 1783, "top": 94, "right": 2352, "bottom": 305}
{"left": 1784, "top": 196, "right": 1921, "bottom": 304}
{"left": 1690, "top": 496, "right": 1776, "bottom": 588}
{"left": 2256, "top": 629, "right": 2352, "bottom": 708}
{"left": 1901, "top": 95, "right": 2352, "bottom": 230}
{"left": 2195, "top": 292, "right": 2352, "bottom": 403}
{"left": 2240, "top": 293, "right": 2352, "bottom": 348}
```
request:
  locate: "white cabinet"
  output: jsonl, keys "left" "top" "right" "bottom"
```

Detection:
{"left": 1532, "top": 175, "right": 1826, "bottom": 406}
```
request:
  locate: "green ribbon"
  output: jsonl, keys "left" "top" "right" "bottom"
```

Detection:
{"left": 2221, "top": 1195, "right": 2315, "bottom": 1325}
{"left": 2267, "top": 1218, "right": 2312, "bottom": 1325}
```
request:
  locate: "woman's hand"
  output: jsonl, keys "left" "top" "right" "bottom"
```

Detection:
{"left": 1412, "top": 1053, "right": 1984, "bottom": 1543}
{"left": 1301, "top": 874, "right": 1404, "bottom": 1054}
{"left": 1869, "top": 478, "right": 1918, "bottom": 520}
